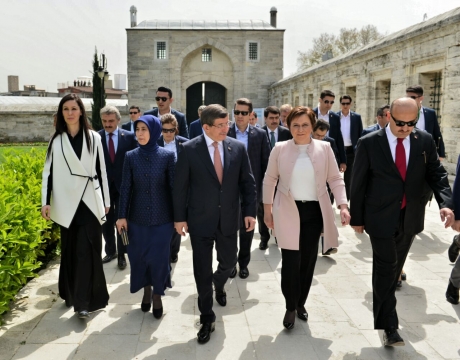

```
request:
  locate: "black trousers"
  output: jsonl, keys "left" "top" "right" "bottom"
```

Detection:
{"left": 190, "top": 228, "right": 238, "bottom": 323}
{"left": 257, "top": 202, "right": 270, "bottom": 243}
{"left": 281, "top": 201, "right": 323, "bottom": 311}
{"left": 343, "top": 147, "right": 354, "bottom": 200}
{"left": 170, "top": 232, "right": 181, "bottom": 259}
{"left": 102, "top": 187, "right": 126, "bottom": 256}
{"left": 369, "top": 208, "right": 415, "bottom": 330}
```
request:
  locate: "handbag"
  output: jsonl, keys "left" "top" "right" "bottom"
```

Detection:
{"left": 121, "top": 227, "right": 129, "bottom": 246}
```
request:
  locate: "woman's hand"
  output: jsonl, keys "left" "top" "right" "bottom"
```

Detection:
{"left": 105, "top": 207, "right": 110, "bottom": 214}
{"left": 263, "top": 204, "right": 274, "bottom": 229}
{"left": 41, "top": 205, "right": 51, "bottom": 220}
{"left": 116, "top": 218, "right": 128, "bottom": 234}
{"left": 339, "top": 205, "right": 351, "bottom": 226}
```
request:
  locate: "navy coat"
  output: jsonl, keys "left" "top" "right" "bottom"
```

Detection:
{"left": 323, "top": 136, "right": 340, "bottom": 166}
{"left": 144, "top": 108, "right": 189, "bottom": 139}
{"left": 361, "top": 124, "right": 382, "bottom": 137}
{"left": 336, "top": 111, "right": 364, "bottom": 152}
{"left": 121, "top": 121, "right": 134, "bottom": 132}
{"left": 313, "top": 108, "right": 346, "bottom": 164}
{"left": 189, "top": 119, "right": 203, "bottom": 139}
{"left": 422, "top": 107, "right": 445, "bottom": 158}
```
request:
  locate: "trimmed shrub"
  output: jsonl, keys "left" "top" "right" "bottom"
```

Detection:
{"left": 0, "top": 148, "right": 60, "bottom": 322}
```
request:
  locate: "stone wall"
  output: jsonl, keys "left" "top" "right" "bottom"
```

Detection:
{"left": 269, "top": 7, "right": 460, "bottom": 174}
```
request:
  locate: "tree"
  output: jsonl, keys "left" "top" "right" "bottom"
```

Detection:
{"left": 297, "top": 25, "right": 384, "bottom": 70}
{"left": 91, "top": 48, "right": 106, "bottom": 131}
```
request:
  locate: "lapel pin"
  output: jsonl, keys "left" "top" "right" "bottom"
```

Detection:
{"left": 228, "top": 147, "right": 231, "bottom": 151}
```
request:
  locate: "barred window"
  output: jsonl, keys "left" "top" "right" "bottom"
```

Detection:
{"left": 248, "top": 42, "right": 258, "bottom": 61}
{"left": 157, "top": 41, "right": 166, "bottom": 59}
{"left": 202, "top": 48, "right": 212, "bottom": 62}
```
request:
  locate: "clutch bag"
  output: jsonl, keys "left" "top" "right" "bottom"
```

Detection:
{"left": 121, "top": 227, "right": 129, "bottom": 246}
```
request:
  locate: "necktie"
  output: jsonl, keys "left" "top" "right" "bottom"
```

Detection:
{"left": 395, "top": 138, "right": 406, "bottom": 208}
{"left": 270, "top": 131, "right": 276, "bottom": 148}
{"left": 212, "top": 142, "right": 223, "bottom": 184}
{"left": 108, "top": 133, "right": 115, "bottom": 163}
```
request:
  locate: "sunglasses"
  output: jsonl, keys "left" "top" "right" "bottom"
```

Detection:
{"left": 407, "top": 95, "right": 421, "bottom": 100}
{"left": 341, "top": 102, "right": 351, "bottom": 106}
{"left": 324, "top": 100, "right": 334, "bottom": 105}
{"left": 129, "top": 112, "right": 138, "bottom": 115}
{"left": 390, "top": 113, "right": 418, "bottom": 127}
{"left": 162, "top": 128, "right": 176, "bottom": 133}
{"left": 155, "top": 96, "right": 169, "bottom": 102}
{"left": 234, "top": 110, "right": 249, "bottom": 116}
{"left": 211, "top": 121, "right": 231, "bottom": 129}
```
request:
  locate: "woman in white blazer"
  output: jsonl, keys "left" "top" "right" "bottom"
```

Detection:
{"left": 41, "top": 94, "right": 110, "bottom": 319}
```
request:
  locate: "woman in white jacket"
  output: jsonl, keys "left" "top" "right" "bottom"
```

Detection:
{"left": 41, "top": 94, "right": 110, "bottom": 319}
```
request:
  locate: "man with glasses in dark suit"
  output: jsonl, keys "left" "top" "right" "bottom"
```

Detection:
{"left": 122, "top": 106, "right": 141, "bottom": 132}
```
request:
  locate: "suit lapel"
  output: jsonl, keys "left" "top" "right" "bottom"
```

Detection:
{"left": 406, "top": 131, "right": 420, "bottom": 175}
{"left": 115, "top": 130, "right": 125, "bottom": 161}
{"left": 227, "top": 124, "right": 236, "bottom": 139}
{"left": 61, "top": 133, "right": 89, "bottom": 177}
{"left": 100, "top": 131, "right": 110, "bottom": 161}
{"left": 377, "top": 130, "right": 402, "bottom": 179}
{"left": 247, "top": 126, "right": 255, "bottom": 154}
{"left": 197, "top": 136, "right": 220, "bottom": 183}
{"left": 222, "top": 139, "right": 231, "bottom": 183}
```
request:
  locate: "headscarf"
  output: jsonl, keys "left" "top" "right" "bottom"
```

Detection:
{"left": 134, "top": 115, "right": 161, "bottom": 153}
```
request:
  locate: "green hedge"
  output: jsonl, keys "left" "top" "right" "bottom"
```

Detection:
{"left": 0, "top": 148, "right": 60, "bottom": 323}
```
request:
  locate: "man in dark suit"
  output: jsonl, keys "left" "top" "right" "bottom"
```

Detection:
{"left": 173, "top": 104, "right": 257, "bottom": 344}
{"left": 362, "top": 105, "right": 390, "bottom": 137}
{"left": 188, "top": 105, "right": 206, "bottom": 139}
{"left": 122, "top": 105, "right": 141, "bottom": 132}
{"left": 313, "top": 90, "right": 347, "bottom": 172}
{"left": 406, "top": 85, "right": 445, "bottom": 159}
{"left": 98, "top": 106, "right": 137, "bottom": 269}
{"left": 144, "top": 86, "right": 189, "bottom": 138}
{"left": 336, "top": 95, "right": 363, "bottom": 200}
{"left": 350, "top": 98, "right": 454, "bottom": 347}
{"left": 227, "top": 98, "right": 270, "bottom": 279}
{"left": 259, "top": 105, "right": 292, "bottom": 250}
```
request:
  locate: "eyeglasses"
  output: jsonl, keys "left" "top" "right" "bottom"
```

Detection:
{"left": 234, "top": 110, "right": 249, "bottom": 116}
{"left": 407, "top": 95, "right": 421, "bottom": 100}
{"left": 324, "top": 100, "right": 334, "bottom": 105}
{"left": 390, "top": 113, "right": 418, "bottom": 127}
{"left": 155, "top": 96, "right": 169, "bottom": 102}
{"left": 212, "top": 121, "right": 231, "bottom": 129}
{"left": 291, "top": 124, "right": 310, "bottom": 131}
{"left": 162, "top": 128, "right": 176, "bottom": 133}
{"left": 341, "top": 102, "right": 351, "bottom": 106}
{"left": 129, "top": 112, "right": 138, "bottom": 115}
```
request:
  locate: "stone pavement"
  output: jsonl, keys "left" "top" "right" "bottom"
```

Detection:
{"left": 1, "top": 202, "right": 460, "bottom": 360}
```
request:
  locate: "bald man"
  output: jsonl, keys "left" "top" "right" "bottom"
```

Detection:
{"left": 350, "top": 98, "right": 454, "bottom": 347}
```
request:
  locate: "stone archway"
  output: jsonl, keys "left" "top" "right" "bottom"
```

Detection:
{"left": 185, "top": 81, "right": 227, "bottom": 123}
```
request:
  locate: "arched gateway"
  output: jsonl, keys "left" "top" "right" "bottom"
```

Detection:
{"left": 185, "top": 82, "right": 227, "bottom": 123}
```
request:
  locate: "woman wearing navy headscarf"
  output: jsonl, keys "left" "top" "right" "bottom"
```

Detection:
{"left": 117, "top": 115, "right": 176, "bottom": 319}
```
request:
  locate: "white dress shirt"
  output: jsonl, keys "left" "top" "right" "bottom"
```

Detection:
{"left": 317, "top": 110, "right": 329, "bottom": 123}
{"left": 105, "top": 128, "right": 119, "bottom": 153}
{"left": 164, "top": 139, "right": 177, "bottom": 157}
{"left": 386, "top": 125, "right": 410, "bottom": 167}
{"left": 416, "top": 107, "right": 426, "bottom": 131}
{"left": 340, "top": 112, "right": 352, "bottom": 146}
{"left": 268, "top": 127, "right": 279, "bottom": 142}
{"left": 203, "top": 132, "right": 224, "bottom": 166}
{"left": 289, "top": 144, "right": 318, "bottom": 201}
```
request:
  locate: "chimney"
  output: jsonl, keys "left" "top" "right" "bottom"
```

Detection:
{"left": 8, "top": 75, "right": 19, "bottom": 92}
{"left": 270, "top": 7, "right": 277, "bottom": 28}
{"left": 130, "top": 5, "right": 137, "bottom": 28}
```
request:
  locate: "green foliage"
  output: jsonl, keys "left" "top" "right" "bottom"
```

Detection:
{"left": 91, "top": 47, "right": 106, "bottom": 131}
{"left": 0, "top": 148, "right": 60, "bottom": 322}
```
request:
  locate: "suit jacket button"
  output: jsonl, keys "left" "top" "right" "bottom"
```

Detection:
{"left": 218, "top": 205, "right": 221, "bottom": 208}
{"left": 147, "top": 207, "right": 150, "bottom": 209}
{"left": 146, "top": 191, "right": 149, "bottom": 194}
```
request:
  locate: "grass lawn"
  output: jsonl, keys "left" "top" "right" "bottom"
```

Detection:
{"left": 0, "top": 145, "right": 47, "bottom": 163}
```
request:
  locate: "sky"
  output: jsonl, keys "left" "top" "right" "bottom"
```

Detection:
{"left": 0, "top": 0, "right": 459, "bottom": 93}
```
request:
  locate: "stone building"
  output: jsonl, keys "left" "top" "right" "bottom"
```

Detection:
{"left": 126, "top": 6, "right": 284, "bottom": 122}
{"left": 269, "top": 7, "right": 460, "bottom": 173}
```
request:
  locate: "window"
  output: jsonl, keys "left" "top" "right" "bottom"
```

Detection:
{"left": 202, "top": 48, "right": 212, "bottom": 62}
{"left": 155, "top": 41, "right": 168, "bottom": 60}
{"left": 248, "top": 41, "right": 259, "bottom": 61}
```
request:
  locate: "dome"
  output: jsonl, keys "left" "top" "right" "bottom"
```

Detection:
{"left": 130, "top": 5, "right": 137, "bottom": 12}
{"left": 270, "top": 6, "right": 277, "bottom": 12}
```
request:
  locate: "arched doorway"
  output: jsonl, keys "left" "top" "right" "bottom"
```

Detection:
{"left": 186, "top": 81, "right": 226, "bottom": 124}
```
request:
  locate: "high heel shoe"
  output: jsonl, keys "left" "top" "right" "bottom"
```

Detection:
{"left": 283, "top": 310, "right": 295, "bottom": 330}
{"left": 152, "top": 295, "right": 163, "bottom": 319}
{"left": 141, "top": 302, "right": 151, "bottom": 312}
{"left": 296, "top": 307, "right": 308, "bottom": 321}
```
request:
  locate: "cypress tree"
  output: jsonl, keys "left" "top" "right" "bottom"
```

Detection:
{"left": 91, "top": 48, "right": 106, "bottom": 131}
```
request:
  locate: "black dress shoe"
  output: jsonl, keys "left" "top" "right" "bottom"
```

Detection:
{"left": 153, "top": 307, "right": 163, "bottom": 319}
{"left": 446, "top": 280, "right": 459, "bottom": 305}
{"left": 383, "top": 328, "right": 405, "bottom": 346}
{"left": 170, "top": 254, "right": 178, "bottom": 263}
{"left": 396, "top": 280, "right": 402, "bottom": 288}
{"left": 197, "top": 322, "right": 215, "bottom": 344}
{"left": 102, "top": 253, "right": 117, "bottom": 263}
{"left": 215, "top": 289, "right": 227, "bottom": 307}
{"left": 322, "top": 247, "right": 337, "bottom": 256}
{"left": 229, "top": 266, "right": 237, "bottom": 279}
{"left": 401, "top": 272, "right": 407, "bottom": 281}
{"left": 259, "top": 241, "right": 268, "bottom": 250}
{"left": 78, "top": 310, "right": 90, "bottom": 319}
{"left": 283, "top": 310, "right": 295, "bottom": 330}
{"left": 141, "top": 302, "right": 151, "bottom": 312}
{"left": 296, "top": 308, "right": 308, "bottom": 321}
{"left": 239, "top": 267, "right": 249, "bottom": 279}
{"left": 448, "top": 235, "right": 460, "bottom": 263}
{"left": 118, "top": 255, "right": 127, "bottom": 270}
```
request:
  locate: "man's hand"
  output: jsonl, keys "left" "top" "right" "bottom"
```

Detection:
{"left": 105, "top": 207, "right": 110, "bottom": 214}
{"left": 440, "top": 208, "right": 455, "bottom": 228}
{"left": 452, "top": 220, "right": 460, "bottom": 232}
{"left": 352, "top": 225, "right": 364, "bottom": 233}
{"left": 244, "top": 216, "right": 256, "bottom": 232}
{"left": 41, "top": 205, "right": 51, "bottom": 220}
{"left": 116, "top": 218, "right": 128, "bottom": 234}
{"left": 339, "top": 163, "right": 347, "bottom": 173}
{"left": 175, "top": 221, "right": 188, "bottom": 236}
{"left": 439, "top": 157, "right": 444, "bottom": 162}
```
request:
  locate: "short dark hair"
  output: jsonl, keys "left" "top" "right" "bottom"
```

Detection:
{"left": 264, "top": 106, "right": 280, "bottom": 118}
{"left": 286, "top": 106, "right": 316, "bottom": 129}
{"left": 157, "top": 86, "right": 172, "bottom": 98}
{"left": 234, "top": 98, "right": 253, "bottom": 113}
{"left": 405, "top": 85, "right": 423, "bottom": 96}
{"left": 313, "top": 119, "right": 330, "bottom": 132}
{"left": 252, "top": 112, "right": 257, "bottom": 118}
{"left": 320, "top": 90, "right": 335, "bottom": 99}
{"left": 200, "top": 104, "right": 229, "bottom": 126}
{"left": 376, "top": 104, "right": 390, "bottom": 117}
{"left": 339, "top": 94, "right": 352, "bottom": 102}
{"left": 129, "top": 105, "right": 141, "bottom": 112}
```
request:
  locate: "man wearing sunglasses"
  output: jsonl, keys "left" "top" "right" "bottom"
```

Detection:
{"left": 122, "top": 105, "right": 141, "bottom": 132}
{"left": 362, "top": 105, "right": 390, "bottom": 137}
{"left": 227, "top": 98, "right": 270, "bottom": 279}
{"left": 350, "top": 97, "right": 454, "bottom": 347}
{"left": 144, "top": 86, "right": 189, "bottom": 138}
{"left": 313, "top": 90, "right": 347, "bottom": 173}
{"left": 336, "top": 95, "right": 363, "bottom": 200}
{"left": 406, "top": 85, "right": 444, "bottom": 160}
